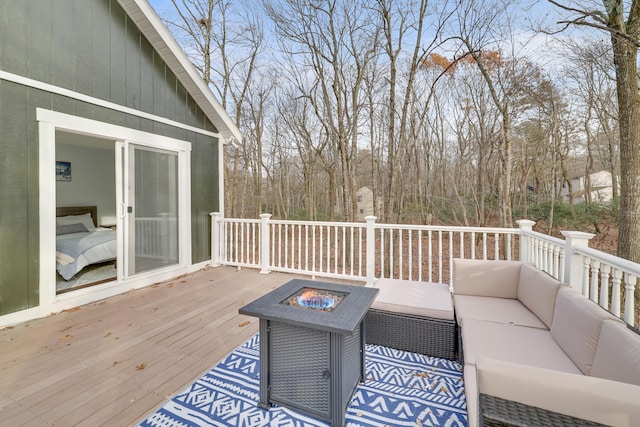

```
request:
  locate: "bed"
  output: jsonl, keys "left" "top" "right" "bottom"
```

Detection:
{"left": 56, "top": 206, "right": 117, "bottom": 281}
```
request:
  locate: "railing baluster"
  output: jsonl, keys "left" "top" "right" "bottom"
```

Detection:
{"left": 418, "top": 230, "right": 423, "bottom": 282}
{"left": 320, "top": 225, "right": 324, "bottom": 273}
{"left": 390, "top": 229, "right": 395, "bottom": 279}
{"left": 312, "top": 225, "right": 316, "bottom": 273}
{"left": 471, "top": 231, "right": 476, "bottom": 259}
{"left": 447, "top": 231, "right": 452, "bottom": 283}
{"left": 305, "top": 224, "right": 309, "bottom": 272}
{"left": 624, "top": 274, "right": 637, "bottom": 326}
{"left": 380, "top": 227, "right": 385, "bottom": 279}
{"left": 481, "top": 232, "right": 487, "bottom": 260}
{"left": 581, "top": 256, "right": 590, "bottom": 297}
{"left": 599, "top": 264, "right": 611, "bottom": 310}
{"left": 358, "top": 226, "right": 362, "bottom": 277}
{"left": 590, "top": 260, "right": 600, "bottom": 303}
{"left": 399, "top": 229, "right": 403, "bottom": 280}
{"left": 611, "top": 269, "right": 622, "bottom": 317}
{"left": 438, "top": 231, "right": 443, "bottom": 283}
{"left": 427, "top": 230, "right": 433, "bottom": 282}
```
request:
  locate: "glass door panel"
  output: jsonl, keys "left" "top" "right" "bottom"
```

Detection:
{"left": 126, "top": 144, "right": 180, "bottom": 276}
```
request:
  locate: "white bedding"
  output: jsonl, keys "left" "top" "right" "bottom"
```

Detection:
{"left": 56, "top": 228, "right": 117, "bottom": 280}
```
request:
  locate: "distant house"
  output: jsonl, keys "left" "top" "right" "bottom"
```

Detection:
{"left": 0, "top": 0, "right": 240, "bottom": 326}
{"left": 357, "top": 187, "right": 380, "bottom": 221}
{"left": 561, "top": 170, "right": 617, "bottom": 204}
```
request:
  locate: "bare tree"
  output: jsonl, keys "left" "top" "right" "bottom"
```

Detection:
{"left": 549, "top": 0, "right": 640, "bottom": 262}
{"left": 264, "top": 0, "right": 380, "bottom": 221}
{"left": 164, "top": 0, "right": 264, "bottom": 217}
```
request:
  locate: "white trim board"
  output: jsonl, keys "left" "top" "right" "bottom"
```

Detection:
{"left": 0, "top": 70, "right": 221, "bottom": 139}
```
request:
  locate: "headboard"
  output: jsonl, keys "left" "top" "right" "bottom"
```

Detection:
{"left": 56, "top": 206, "right": 98, "bottom": 228}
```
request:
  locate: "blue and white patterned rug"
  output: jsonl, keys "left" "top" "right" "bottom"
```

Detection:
{"left": 139, "top": 334, "right": 467, "bottom": 426}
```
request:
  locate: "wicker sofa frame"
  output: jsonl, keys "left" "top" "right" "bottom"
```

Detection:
{"left": 364, "top": 308, "right": 456, "bottom": 360}
{"left": 479, "top": 394, "right": 606, "bottom": 427}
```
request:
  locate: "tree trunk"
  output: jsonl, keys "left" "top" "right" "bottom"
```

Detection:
{"left": 611, "top": 32, "right": 640, "bottom": 262}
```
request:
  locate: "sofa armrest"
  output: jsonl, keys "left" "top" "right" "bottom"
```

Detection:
{"left": 476, "top": 358, "right": 640, "bottom": 427}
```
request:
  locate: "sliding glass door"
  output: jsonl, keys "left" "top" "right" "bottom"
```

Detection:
{"left": 117, "top": 142, "right": 181, "bottom": 278}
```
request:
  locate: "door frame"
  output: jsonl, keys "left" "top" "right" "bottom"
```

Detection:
{"left": 38, "top": 108, "right": 192, "bottom": 307}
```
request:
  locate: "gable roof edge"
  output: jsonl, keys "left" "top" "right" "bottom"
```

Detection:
{"left": 117, "top": 0, "right": 242, "bottom": 145}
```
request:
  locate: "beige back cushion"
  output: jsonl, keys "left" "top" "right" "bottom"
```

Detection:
{"left": 591, "top": 319, "right": 640, "bottom": 386}
{"left": 452, "top": 259, "right": 522, "bottom": 299}
{"left": 517, "top": 264, "right": 562, "bottom": 328}
{"left": 550, "top": 287, "right": 620, "bottom": 375}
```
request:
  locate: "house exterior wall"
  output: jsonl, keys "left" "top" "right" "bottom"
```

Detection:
{"left": 0, "top": 0, "right": 220, "bottom": 316}
{"left": 562, "top": 170, "right": 615, "bottom": 204}
{"left": 357, "top": 187, "right": 375, "bottom": 221}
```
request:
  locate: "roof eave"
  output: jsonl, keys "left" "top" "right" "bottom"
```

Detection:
{"left": 116, "top": 0, "right": 242, "bottom": 144}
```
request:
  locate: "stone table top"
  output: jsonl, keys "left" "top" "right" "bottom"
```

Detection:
{"left": 239, "top": 279, "right": 379, "bottom": 335}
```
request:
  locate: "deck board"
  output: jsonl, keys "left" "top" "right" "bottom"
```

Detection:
{"left": 0, "top": 267, "right": 357, "bottom": 426}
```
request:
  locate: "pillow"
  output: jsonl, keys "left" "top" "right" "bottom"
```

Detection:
{"left": 56, "top": 223, "right": 89, "bottom": 235}
{"left": 56, "top": 213, "right": 96, "bottom": 231}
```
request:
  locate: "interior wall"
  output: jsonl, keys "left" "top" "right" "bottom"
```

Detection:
{"left": 56, "top": 133, "right": 117, "bottom": 225}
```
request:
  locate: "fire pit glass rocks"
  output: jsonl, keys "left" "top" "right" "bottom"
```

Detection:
{"left": 283, "top": 287, "right": 348, "bottom": 311}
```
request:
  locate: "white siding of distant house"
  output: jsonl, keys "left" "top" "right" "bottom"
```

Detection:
{"left": 562, "top": 170, "right": 616, "bottom": 203}
{"left": 357, "top": 187, "right": 375, "bottom": 221}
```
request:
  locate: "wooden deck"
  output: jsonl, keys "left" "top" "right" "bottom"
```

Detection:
{"left": 0, "top": 267, "right": 356, "bottom": 426}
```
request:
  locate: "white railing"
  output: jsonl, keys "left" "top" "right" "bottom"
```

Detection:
{"left": 210, "top": 213, "right": 639, "bottom": 328}
{"left": 135, "top": 214, "right": 178, "bottom": 262}
{"left": 517, "top": 220, "right": 638, "bottom": 327}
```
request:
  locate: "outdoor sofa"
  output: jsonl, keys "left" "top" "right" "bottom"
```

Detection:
{"left": 453, "top": 259, "right": 640, "bottom": 427}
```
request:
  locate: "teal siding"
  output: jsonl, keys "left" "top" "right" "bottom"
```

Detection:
{"left": 0, "top": 0, "right": 221, "bottom": 316}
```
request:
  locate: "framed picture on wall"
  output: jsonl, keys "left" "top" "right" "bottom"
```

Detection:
{"left": 56, "top": 161, "right": 71, "bottom": 181}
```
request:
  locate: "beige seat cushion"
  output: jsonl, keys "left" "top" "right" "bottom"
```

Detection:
{"left": 517, "top": 264, "right": 562, "bottom": 328}
{"left": 371, "top": 279, "right": 454, "bottom": 320}
{"left": 454, "top": 295, "right": 547, "bottom": 328}
{"left": 477, "top": 358, "right": 640, "bottom": 427}
{"left": 550, "top": 287, "right": 622, "bottom": 375}
{"left": 461, "top": 318, "right": 581, "bottom": 374}
{"left": 591, "top": 319, "right": 640, "bottom": 386}
{"left": 452, "top": 259, "right": 522, "bottom": 298}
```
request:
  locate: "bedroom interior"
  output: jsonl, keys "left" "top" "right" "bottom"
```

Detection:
{"left": 55, "top": 132, "right": 118, "bottom": 294}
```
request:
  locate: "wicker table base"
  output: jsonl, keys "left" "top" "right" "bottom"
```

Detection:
{"left": 365, "top": 309, "right": 457, "bottom": 360}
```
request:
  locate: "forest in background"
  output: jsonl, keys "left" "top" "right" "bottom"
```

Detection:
{"left": 153, "top": 0, "right": 638, "bottom": 258}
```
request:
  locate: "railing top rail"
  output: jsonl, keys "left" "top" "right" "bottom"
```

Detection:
{"left": 521, "top": 229, "right": 566, "bottom": 246}
{"left": 574, "top": 245, "right": 640, "bottom": 276}
{"left": 373, "top": 223, "right": 519, "bottom": 234}
{"left": 267, "top": 219, "right": 367, "bottom": 228}
{"left": 217, "top": 216, "right": 520, "bottom": 235}
{"left": 217, "top": 218, "right": 261, "bottom": 224}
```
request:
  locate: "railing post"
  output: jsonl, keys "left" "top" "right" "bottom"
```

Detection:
{"left": 210, "top": 212, "right": 221, "bottom": 267}
{"left": 259, "top": 213, "right": 272, "bottom": 274}
{"left": 560, "top": 230, "right": 595, "bottom": 291}
{"left": 365, "top": 216, "right": 377, "bottom": 287}
{"left": 516, "top": 219, "right": 536, "bottom": 263}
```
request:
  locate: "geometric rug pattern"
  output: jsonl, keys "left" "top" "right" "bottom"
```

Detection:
{"left": 138, "top": 334, "right": 467, "bottom": 426}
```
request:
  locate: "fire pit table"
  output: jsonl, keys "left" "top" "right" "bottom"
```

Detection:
{"left": 239, "top": 279, "right": 378, "bottom": 427}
